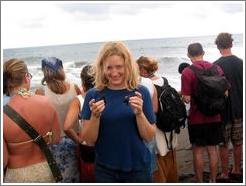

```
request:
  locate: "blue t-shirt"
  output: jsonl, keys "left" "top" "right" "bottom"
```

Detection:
{"left": 81, "top": 85, "right": 156, "bottom": 171}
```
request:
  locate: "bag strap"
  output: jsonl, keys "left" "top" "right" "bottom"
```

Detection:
{"left": 163, "top": 130, "right": 173, "bottom": 151}
{"left": 161, "top": 77, "right": 169, "bottom": 87}
{"left": 190, "top": 64, "right": 218, "bottom": 76}
{"left": 3, "top": 104, "right": 63, "bottom": 182}
{"left": 189, "top": 65, "right": 202, "bottom": 76}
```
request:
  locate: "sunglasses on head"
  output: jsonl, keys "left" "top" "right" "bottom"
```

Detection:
{"left": 26, "top": 72, "right": 32, "bottom": 79}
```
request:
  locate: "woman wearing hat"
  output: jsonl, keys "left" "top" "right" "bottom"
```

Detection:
{"left": 38, "top": 57, "right": 81, "bottom": 182}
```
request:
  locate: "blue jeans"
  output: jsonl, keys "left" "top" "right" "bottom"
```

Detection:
{"left": 95, "top": 163, "right": 151, "bottom": 183}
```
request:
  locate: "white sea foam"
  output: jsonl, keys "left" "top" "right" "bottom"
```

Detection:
{"left": 3, "top": 34, "right": 243, "bottom": 90}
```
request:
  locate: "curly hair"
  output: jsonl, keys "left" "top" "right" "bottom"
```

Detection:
{"left": 215, "top": 33, "right": 233, "bottom": 49}
{"left": 136, "top": 56, "right": 158, "bottom": 75}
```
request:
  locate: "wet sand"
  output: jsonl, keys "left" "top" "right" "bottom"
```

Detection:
{"left": 175, "top": 127, "right": 243, "bottom": 183}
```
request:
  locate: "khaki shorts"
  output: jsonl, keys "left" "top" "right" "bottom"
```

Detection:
{"left": 221, "top": 119, "right": 243, "bottom": 146}
{"left": 4, "top": 161, "right": 55, "bottom": 183}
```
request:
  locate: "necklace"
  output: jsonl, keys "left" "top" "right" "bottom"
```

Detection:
{"left": 17, "top": 88, "right": 32, "bottom": 98}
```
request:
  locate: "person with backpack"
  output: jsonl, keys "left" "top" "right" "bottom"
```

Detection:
{"left": 137, "top": 56, "right": 186, "bottom": 182}
{"left": 214, "top": 33, "right": 243, "bottom": 182}
{"left": 181, "top": 43, "right": 225, "bottom": 183}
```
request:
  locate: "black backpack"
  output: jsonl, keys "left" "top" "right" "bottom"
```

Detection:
{"left": 154, "top": 77, "right": 187, "bottom": 133}
{"left": 189, "top": 64, "right": 230, "bottom": 116}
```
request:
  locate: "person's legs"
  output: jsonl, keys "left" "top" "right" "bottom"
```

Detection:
{"left": 207, "top": 145, "right": 218, "bottom": 182}
{"left": 192, "top": 145, "right": 205, "bottom": 182}
{"left": 218, "top": 123, "right": 231, "bottom": 178}
{"left": 219, "top": 144, "right": 229, "bottom": 177}
{"left": 232, "top": 144, "right": 242, "bottom": 174}
{"left": 231, "top": 121, "right": 243, "bottom": 175}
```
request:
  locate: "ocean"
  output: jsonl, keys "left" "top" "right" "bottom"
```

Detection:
{"left": 3, "top": 34, "right": 243, "bottom": 91}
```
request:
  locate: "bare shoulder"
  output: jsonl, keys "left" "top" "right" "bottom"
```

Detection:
{"left": 26, "top": 95, "right": 56, "bottom": 112}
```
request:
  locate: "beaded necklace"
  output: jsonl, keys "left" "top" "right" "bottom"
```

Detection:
{"left": 17, "top": 88, "right": 32, "bottom": 98}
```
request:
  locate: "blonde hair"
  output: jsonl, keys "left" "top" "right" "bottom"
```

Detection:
{"left": 41, "top": 67, "right": 66, "bottom": 94}
{"left": 3, "top": 58, "right": 28, "bottom": 96}
{"left": 136, "top": 56, "right": 158, "bottom": 75}
{"left": 94, "top": 41, "right": 139, "bottom": 90}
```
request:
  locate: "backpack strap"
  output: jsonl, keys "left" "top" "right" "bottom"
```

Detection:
{"left": 161, "top": 77, "right": 169, "bottom": 87}
{"left": 3, "top": 104, "right": 63, "bottom": 182}
{"left": 163, "top": 131, "right": 173, "bottom": 151}
{"left": 189, "top": 65, "right": 203, "bottom": 76}
{"left": 190, "top": 64, "right": 218, "bottom": 76}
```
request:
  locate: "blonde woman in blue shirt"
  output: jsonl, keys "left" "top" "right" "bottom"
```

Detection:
{"left": 80, "top": 41, "right": 156, "bottom": 183}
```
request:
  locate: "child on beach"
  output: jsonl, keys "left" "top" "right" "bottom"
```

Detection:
{"left": 80, "top": 41, "right": 156, "bottom": 182}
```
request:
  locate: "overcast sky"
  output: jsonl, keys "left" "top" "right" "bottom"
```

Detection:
{"left": 1, "top": 1, "right": 245, "bottom": 49}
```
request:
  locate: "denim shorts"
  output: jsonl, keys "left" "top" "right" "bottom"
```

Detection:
{"left": 95, "top": 163, "right": 151, "bottom": 183}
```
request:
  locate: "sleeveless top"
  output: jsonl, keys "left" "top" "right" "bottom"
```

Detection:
{"left": 140, "top": 77, "right": 154, "bottom": 97}
{"left": 44, "top": 83, "right": 79, "bottom": 137}
{"left": 77, "top": 94, "right": 84, "bottom": 112}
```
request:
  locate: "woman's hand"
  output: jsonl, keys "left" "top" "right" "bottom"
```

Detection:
{"left": 89, "top": 99, "right": 105, "bottom": 118}
{"left": 129, "top": 91, "right": 143, "bottom": 115}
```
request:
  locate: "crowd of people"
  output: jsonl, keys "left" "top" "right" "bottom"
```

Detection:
{"left": 3, "top": 32, "right": 243, "bottom": 183}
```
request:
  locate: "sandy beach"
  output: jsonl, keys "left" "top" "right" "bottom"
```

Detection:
{"left": 175, "top": 127, "right": 243, "bottom": 183}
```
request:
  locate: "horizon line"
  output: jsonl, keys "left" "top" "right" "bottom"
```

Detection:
{"left": 3, "top": 32, "right": 243, "bottom": 50}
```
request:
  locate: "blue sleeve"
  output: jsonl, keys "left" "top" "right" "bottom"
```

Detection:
{"left": 81, "top": 88, "right": 95, "bottom": 120}
{"left": 138, "top": 85, "right": 156, "bottom": 124}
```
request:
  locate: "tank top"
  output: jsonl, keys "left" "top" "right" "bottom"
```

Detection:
{"left": 45, "top": 83, "right": 79, "bottom": 137}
